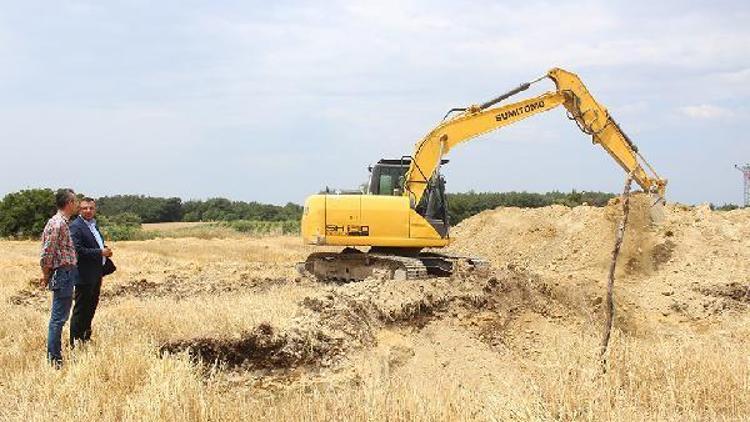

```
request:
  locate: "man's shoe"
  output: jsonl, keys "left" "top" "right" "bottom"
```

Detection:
{"left": 70, "top": 337, "right": 89, "bottom": 349}
{"left": 49, "top": 358, "right": 63, "bottom": 370}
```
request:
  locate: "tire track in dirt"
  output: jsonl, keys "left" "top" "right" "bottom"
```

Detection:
{"left": 6, "top": 273, "right": 294, "bottom": 311}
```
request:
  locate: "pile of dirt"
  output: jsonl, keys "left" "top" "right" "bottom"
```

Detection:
{"left": 446, "top": 193, "right": 661, "bottom": 278}
{"left": 447, "top": 196, "right": 750, "bottom": 321}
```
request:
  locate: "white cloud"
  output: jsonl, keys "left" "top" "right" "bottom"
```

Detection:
{"left": 61, "top": 0, "right": 95, "bottom": 15}
{"left": 679, "top": 104, "right": 735, "bottom": 119}
{"left": 615, "top": 101, "right": 650, "bottom": 116}
{"left": 719, "top": 68, "right": 750, "bottom": 84}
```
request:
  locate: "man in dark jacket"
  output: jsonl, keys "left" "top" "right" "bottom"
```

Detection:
{"left": 69, "top": 197, "right": 113, "bottom": 346}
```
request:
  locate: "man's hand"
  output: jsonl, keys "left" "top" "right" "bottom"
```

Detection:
{"left": 101, "top": 246, "right": 113, "bottom": 258}
{"left": 40, "top": 267, "right": 52, "bottom": 289}
{"left": 39, "top": 268, "right": 51, "bottom": 289}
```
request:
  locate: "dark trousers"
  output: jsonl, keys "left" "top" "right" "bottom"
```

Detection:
{"left": 70, "top": 278, "right": 102, "bottom": 346}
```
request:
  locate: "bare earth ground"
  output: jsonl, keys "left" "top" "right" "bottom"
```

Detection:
{"left": 1, "top": 196, "right": 748, "bottom": 421}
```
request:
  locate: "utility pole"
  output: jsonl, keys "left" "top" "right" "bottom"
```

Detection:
{"left": 736, "top": 164, "right": 750, "bottom": 207}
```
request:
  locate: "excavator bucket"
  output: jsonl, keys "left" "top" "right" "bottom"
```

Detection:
{"left": 649, "top": 193, "right": 666, "bottom": 226}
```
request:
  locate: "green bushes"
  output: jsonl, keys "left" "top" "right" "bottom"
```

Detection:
{"left": 102, "top": 212, "right": 142, "bottom": 226}
{"left": 98, "top": 220, "right": 300, "bottom": 241}
{"left": 95, "top": 219, "right": 300, "bottom": 242}
{"left": 96, "top": 195, "right": 183, "bottom": 223}
{"left": 95, "top": 195, "right": 303, "bottom": 223}
{"left": 182, "top": 199, "right": 302, "bottom": 222}
{"left": 0, "top": 189, "right": 56, "bottom": 237}
{"left": 97, "top": 212, "right": 144, "bottom": 241}
{"left": 223, "top": 220, "right": 300, "bottom": 235}
{"left": 711, "top": 203, "right": 741, "bottom": 211}
{"left": 0, "top": 188, "right": 304, "bottom": 239}
{"left": 100, "top": 225, "right": 143, "bottom": 242}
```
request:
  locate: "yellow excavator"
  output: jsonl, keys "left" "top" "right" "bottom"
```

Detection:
{"left": 300, "top": 68, "right": 667, "bottom": 281}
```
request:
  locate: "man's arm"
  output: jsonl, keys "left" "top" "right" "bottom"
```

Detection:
{"left": 40, "top": 266, "right": 52, "bottom": 288}
{"left": 70, "top": 223, "right": 104, "bottom": 259}
{"left": 95, "top": 224, "right": 113, "bottom": 258}
{"left": 39, "top": 225, "right": 55, "bottom": 288}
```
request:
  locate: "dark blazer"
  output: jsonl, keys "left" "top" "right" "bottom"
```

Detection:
{"left": 70, "top": 216, "right": 105, "bottom": 285}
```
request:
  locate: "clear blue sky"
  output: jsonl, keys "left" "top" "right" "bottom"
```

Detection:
{"left": 0, "top": 1, "right": 748, "bottom": 205}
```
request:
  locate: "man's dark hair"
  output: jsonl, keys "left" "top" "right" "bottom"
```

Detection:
{"left": 81, "top": 197, "right": 96, "bottom": 204}
{"left": 55, "top": 188, "right": 76, "bottom": 209}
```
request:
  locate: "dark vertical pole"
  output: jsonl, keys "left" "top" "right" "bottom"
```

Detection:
{"left": 600, "top": 170, "right": 635, "bottom": 372}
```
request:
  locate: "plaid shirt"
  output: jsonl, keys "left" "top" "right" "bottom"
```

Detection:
{"left": 40, "top": 211, "right": 77, "bottom": 269}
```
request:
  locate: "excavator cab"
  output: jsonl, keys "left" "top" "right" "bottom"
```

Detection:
{"left": 367, "top": 158, "right": 450, "bottom": 237}
{"left": 366, "top": 159, "right": 409, "bottom": 196}
{"left": 368, "top": 159, "right": 448, "bottom": 194}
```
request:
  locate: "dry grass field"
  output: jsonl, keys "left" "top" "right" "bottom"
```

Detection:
{"left": 141, "top": 222, "right": 213, "bottom": 232}
{"left": 1, "top": 197, "right": 749, "bottom": 421}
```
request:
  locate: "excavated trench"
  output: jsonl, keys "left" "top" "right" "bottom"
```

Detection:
{"left": 157, "top": 268, "right": 560, "bottom": 373}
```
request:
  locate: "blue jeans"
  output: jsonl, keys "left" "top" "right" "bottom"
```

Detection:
{"left": 47, "top": 267, "right": 77, "bottom": 363}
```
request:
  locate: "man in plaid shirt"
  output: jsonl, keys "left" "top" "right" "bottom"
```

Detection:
{"left": 39, "top": 188, "right": 79, "bottom": 368}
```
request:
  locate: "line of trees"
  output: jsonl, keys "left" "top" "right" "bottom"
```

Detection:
{"left": 0, "top": 189, "right": 304, "bottom": 238}
{"left": 182, "top": 198, "right": 302, "bottom": 222}
{"left": 1, "top": 188, "right": 743, "bottom": 238}
{"left": 96, "top": 195, "right": 183, "bottom": 223}
{"left": 95, "top": 195, "right": 303, "bottom": 223}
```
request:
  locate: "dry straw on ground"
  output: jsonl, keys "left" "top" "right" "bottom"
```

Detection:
{"left": 1, "top": 199, "right": 749, "bottom": 421}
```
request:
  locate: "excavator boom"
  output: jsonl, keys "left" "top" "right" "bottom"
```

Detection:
{"left": 403, "top": 68, "right": 666, "bottom": 206}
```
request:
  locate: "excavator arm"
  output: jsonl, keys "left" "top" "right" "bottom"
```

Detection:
{"left": 403, "top": 68, "right": 667, "bottom": 206}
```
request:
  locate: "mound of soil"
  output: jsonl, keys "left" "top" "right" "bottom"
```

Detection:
{"left": 447, "top": 196, "right": 750, "bottom": 321}
{"left": 446, "top": 194, "right": 661, "bottom": 277}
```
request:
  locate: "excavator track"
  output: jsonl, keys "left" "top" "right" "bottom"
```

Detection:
{"left": 299, "top": 248, "right": 489, "bottom": 282}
